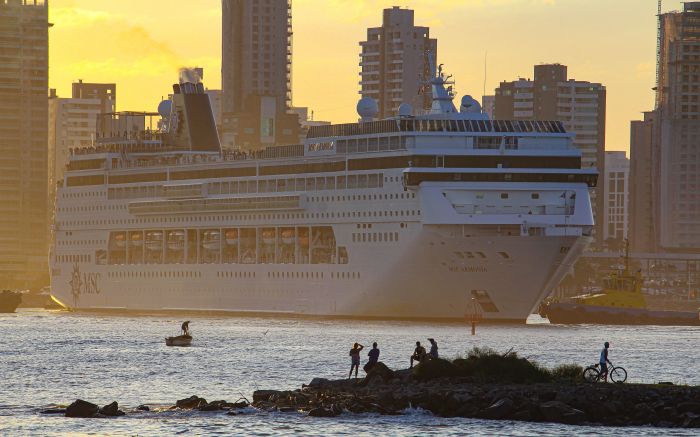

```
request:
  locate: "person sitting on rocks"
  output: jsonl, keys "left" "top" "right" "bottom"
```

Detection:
{"left": 428, "top": 338, "right": 439, "bottom": 360}
{"left": 364, "top": 342, "right": 380, "bottom": 373}
{"left": 348, "top": 343, "right": 364, "bottom": 379}
{"left": 181, "top": 321, "right": 190, "bottom": 336}
{"left": 600, "top": 341, "right": 611, "bottom": 382}
{"left": 410, "top": 341, "right": 427, "bottom": 368}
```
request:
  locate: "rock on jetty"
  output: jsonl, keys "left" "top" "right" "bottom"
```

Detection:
{"left": 252, "top": 361, "right": 700, "bottom": 428}
{"left": 43, "top": 396, "right": 250, "bottom": 418}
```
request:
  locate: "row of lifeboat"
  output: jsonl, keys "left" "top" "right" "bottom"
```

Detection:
{"left": 112, "top": 229, "right": 310, "bottom": 251}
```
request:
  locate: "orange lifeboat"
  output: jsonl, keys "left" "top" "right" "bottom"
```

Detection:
{"left": 281, "top": 229, "right": 295, "bottom": 245}
{"left": 130, "top": 232, "right": 143, "bottom": 247}
{"left": 114, "top": 233, "right": 126, "bottom": 249}
{"left": 145, "top": 231, "right": 163, "bottom": 251}
{"left": 167, "top": 230, "right": 184, "bottom": 251}
{"left": 262, "top": 230, "right": 275, "bottom": 245}
{"left": 202, "top": 230, "right": 220, "bottom": 251}
{"left": 225, "top": 229, "right": 238, "bottom": 245}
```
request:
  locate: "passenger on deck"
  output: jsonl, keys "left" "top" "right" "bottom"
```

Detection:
{"left": 410, "top": 341, "right": 427, "bottom": 368}
{"left": 364, "top": 342, "right": 380, "bottom": 373}
{"left": 428, "top": 338, "right": 439, "bottom": 360}
{"left": 348, "top": 343, "right": 364, "bottom": 379}
{"left": 181, "top": 321, "right": 190, "bottom": 336}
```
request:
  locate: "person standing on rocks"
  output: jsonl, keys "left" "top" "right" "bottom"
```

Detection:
{"left": 410, "top": 341, "right": 427, "bottom": 368}
{"left": 348, "top": 343, "right": 364, "bottom": 379}
{"left": 364, "top": 342, "right": 380, "bottom": 373}
{"left": 600, "top": 341, "right": 611, "bottom": 382}
{"left": 428, "top": 338, "right": 439, "bottom": 360}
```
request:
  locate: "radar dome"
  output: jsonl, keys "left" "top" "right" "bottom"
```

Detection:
{"left": 460, "top": 95, "right": 482, "bottom": 113}
{"left": 357, "top": 97, "right": 379, "bottom": 120}
{"left": 398, "top": 103, "right": 413, "bottom": 117}
{"left": 158, "top": 99, "right": 173, "bottom": 118}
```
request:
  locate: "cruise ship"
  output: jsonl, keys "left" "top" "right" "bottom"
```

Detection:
{"left": 50, "top": 67, "right": 597, "bottom": 322}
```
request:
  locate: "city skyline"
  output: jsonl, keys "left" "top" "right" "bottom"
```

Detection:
{"left": 49, "top": 0, "right": 683, "bottom": 153}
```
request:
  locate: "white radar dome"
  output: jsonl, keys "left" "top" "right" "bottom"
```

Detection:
{"left": 460, "top": 95, "right": 482, "bottom": 113}
{"left": 357, "top": 97, "right": 379, "bottom": 120}
{"left": 398, "top": 103, "right": 413, "bottom": 117}
{"left": 158, "top": 99, "right": 173, "bottom": 118}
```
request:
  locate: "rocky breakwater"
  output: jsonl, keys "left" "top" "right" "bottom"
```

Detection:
{"left": 252, "top": 348, "right": 700, "bottom": 428}
{"left": 40, "top": 396, "right": 250, "bottom": 418}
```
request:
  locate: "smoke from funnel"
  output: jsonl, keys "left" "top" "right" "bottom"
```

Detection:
{"left": 179, "top": 67, "right": 203, "bottom": 84}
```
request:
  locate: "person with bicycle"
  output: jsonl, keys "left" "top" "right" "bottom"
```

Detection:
{"left": 599, "top": 341, "right": 612, "bottom": 382}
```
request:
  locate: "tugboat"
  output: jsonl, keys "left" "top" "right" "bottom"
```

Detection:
{"left": 0, "top": 290, "right": 22, "bottom": 313}
{"left": 541, "top": 242, "right": 700, "bottom": 326}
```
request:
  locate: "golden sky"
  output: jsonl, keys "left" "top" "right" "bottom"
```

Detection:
{"left": 49, "top": 0, "right": 683, "bottom": 153}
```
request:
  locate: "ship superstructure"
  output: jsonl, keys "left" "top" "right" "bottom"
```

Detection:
{"left": 50, "top": 68, "right": 597, "bottom": 322}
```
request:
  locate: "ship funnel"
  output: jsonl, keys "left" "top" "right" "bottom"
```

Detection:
{"left": 167, "top": 69, "right": 221, "bottom": 152}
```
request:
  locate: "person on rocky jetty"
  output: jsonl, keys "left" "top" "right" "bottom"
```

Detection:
{"left": 428, "top": 338, "right": 439, "bottom": 359}
{"left": 348, "top": 343, "right": 364, "bottom": 379}
{"left": 599, "top": 341, "right": 611, "bottom": 382}
{"left": 364, "top": 342, "right": 380, "bottom": 373}
{"left": 410, "top": 341, "right": 427, "bottom": 368}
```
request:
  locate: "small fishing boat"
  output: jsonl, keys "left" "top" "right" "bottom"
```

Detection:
{"left": 165, "top": 335, "right": 192, "bottom": 347}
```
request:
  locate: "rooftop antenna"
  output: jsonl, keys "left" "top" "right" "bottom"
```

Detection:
{"left": 483, "top": 51, "right": 488, "bottom": 114}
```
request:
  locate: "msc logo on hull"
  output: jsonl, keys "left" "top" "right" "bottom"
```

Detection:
{"left": 70, "top": 264, "right": 101, "bottom": 306}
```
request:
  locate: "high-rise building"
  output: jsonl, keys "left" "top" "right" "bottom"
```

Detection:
{"left": 481, "top": 95, "right": 495, "bottom": 120}
{"left": 71, "top": 80, "right": 116, "bottom": 137}
{"left": 48, "top": 89, "right": 104, "bottom": 208}
{"left": 651, "top": 2, "right": 700, "bottom": 250}
{"left": 221, "top": 0, "right": 298, "bottom": 150}
{"left": 0, "top": 0, "right": 50, "bottom": 288}
{"left": 494, "top": 64, "right": 606, "bottom": 236}
{"left": 628, "top": 112, "right": 656, "bottom": 252}
{"left": 359, "top": 6, "right": 437, "bottom": 119}
{"left": 602, "top": 151, "right": 629, "bottom": 242}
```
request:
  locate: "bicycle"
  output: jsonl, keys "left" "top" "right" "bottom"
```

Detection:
{"left": 583, "top": 362, "right": 627, "bottom": 383}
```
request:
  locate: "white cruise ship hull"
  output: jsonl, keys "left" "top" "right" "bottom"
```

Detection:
{"left": 51, "top": 226, "right": 588, "bottom": 322}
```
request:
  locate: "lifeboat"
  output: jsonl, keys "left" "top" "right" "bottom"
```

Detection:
{"left": 167, "top": 231, "right": 184, "bottom": 251}
{"left": 262, "top": 230, "right": 275, "bottom": 245}
{"left": 224, "top": 229, "right": 238, "bottom": 245}
{"left": 202, "top": 230, "right": 221, "bottom": 251}
{"left": 145, "top": 231, "right": 163, "bottom": 251}
{"left": 281, "top": 229, "right": 295, "bottom": 245}
{"left": 113, "top": 233, "right": 126, "bottom": 249}
{"left": 130, "top": 232, "right": 143, "bottom": 247}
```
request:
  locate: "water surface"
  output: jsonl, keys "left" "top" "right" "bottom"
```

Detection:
{"left": 1, "top": 310, "right": 697, "bottom": 436}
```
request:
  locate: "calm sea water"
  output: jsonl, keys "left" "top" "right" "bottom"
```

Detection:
{"left": 1, "top": 310, "right": 698, "bottom": 436}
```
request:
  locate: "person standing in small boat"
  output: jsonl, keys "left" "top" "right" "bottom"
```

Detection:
{"left": 348, "top": 343, "right": 364, "bottom": 379}
{"left": 181, "top": 321, "right": 190, "bottom": 336}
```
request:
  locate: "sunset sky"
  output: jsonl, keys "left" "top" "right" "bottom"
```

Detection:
{"left": 49, "top": 0, "right": 683, "bottom": 153}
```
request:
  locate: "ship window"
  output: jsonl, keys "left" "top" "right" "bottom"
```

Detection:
{"left": 500, "top": 193, "right": 509, "bottom": 199}
{"left": 531, "top": 193, "right": 540, "bottom": 199}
